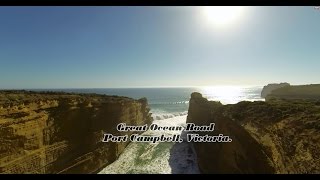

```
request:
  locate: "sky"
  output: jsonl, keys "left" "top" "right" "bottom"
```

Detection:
{"left": 0, "top": 6, "right": 319, "bottom": 89}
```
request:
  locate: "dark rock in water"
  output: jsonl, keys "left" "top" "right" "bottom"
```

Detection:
{"left": 188, "top": 92, "right": 320, "bottom": 174}
{"left": 0, "top": 91, "right": 152, "bottom": 174}
{"left": 261, "top": 83, "right": 290, "bottom": 98}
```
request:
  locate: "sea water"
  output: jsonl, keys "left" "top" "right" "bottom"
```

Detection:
{"left": 31, "top": 86, "right": 264, "bottom": 174}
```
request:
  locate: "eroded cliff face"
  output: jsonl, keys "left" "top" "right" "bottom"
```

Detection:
{"left": 261, "top": 83, "right": 290, "bottom": 98}
{"left": 0, "top": 91, "right": 152, "bottom": 174}
{"left": 187, "top": 92, "right": 274, "bottom": 174}
{"left": 223, "top": 99, "right": 320, "bottom": 173}
{"left": 265, "top": 84, "right": 320, "bottom": 101}
{"left": 187, "top": 92, "right": 320, "bottom": 174}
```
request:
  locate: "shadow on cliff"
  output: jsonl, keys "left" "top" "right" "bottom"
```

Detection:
{"left": 168, "top": 131, "right": 200, "bottom": 174}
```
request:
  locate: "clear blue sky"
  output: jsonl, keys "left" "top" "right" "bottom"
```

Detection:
{"left": 0, "top": 6, "right": 319, "bottom": 88}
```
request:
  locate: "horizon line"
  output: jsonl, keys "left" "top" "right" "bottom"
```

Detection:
{"left": 0, "top": 85, "right": 270, "bottom": 90}
{"left": 4, "top": 82, "right": 320, "bottom": 90}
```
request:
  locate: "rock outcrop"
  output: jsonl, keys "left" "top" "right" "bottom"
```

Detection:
{"left": 265, "top": 84, "right": 320, "bottom": 101}
{"left": 188, "top": 92, "right": 320, "bottom": 174}
{"left": 187, "top": 92, "right": 274, "bottom": 174}
{"left": 0, "top": 90, "right": 152, "bottom": 174}
{"left": 261, "top": 83, "right": 290, "bottom": 98}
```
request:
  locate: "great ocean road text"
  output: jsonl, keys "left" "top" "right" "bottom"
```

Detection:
{"left": 102, "top": 123, "right": 232, "bottom": 144}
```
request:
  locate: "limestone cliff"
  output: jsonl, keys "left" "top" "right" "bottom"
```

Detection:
{"left": 0, "top": 90, "right": 152, "bottom": 174}
{"left": 188, "top": 92, "right": 320, "bottom": 174}
{"left": 265, "top": 84, "right": 320, "bottom": 101}
{"left": 261, "top": 83, "right": 290, "bottom": 98}
{"left": 187, "top": 92, "right": 274, "bottom": 174}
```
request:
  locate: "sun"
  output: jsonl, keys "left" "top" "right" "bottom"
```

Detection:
{"left": 203, "top": 6, "right": 246, "bottom": 27}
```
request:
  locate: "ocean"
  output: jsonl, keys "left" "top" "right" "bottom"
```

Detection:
{"left": 33, "top": 86, "right": 264, "bottom": 121}
{"left": 32, "top": 86, "right": 264, "bottom": 174}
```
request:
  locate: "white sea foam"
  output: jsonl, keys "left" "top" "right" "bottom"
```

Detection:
{"left": 151, "top": 111, "right": 188, "bottom": 120}
{"left": 98, "top": 115, "right": 200, "bottom": 174}
{"left": 149, "top": 101, "right": 189, "bottom": 105}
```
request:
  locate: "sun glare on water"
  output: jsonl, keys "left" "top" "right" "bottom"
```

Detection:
{"left": 200, "top": 86, "right": 245, "bottom": 104}
{"left": 203, "top": 6, "right": 246, "bottom": 27}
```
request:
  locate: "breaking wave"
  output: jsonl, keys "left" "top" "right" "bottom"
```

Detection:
{"left": 151, "top": 111, "right": 188, "bottom": 120}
